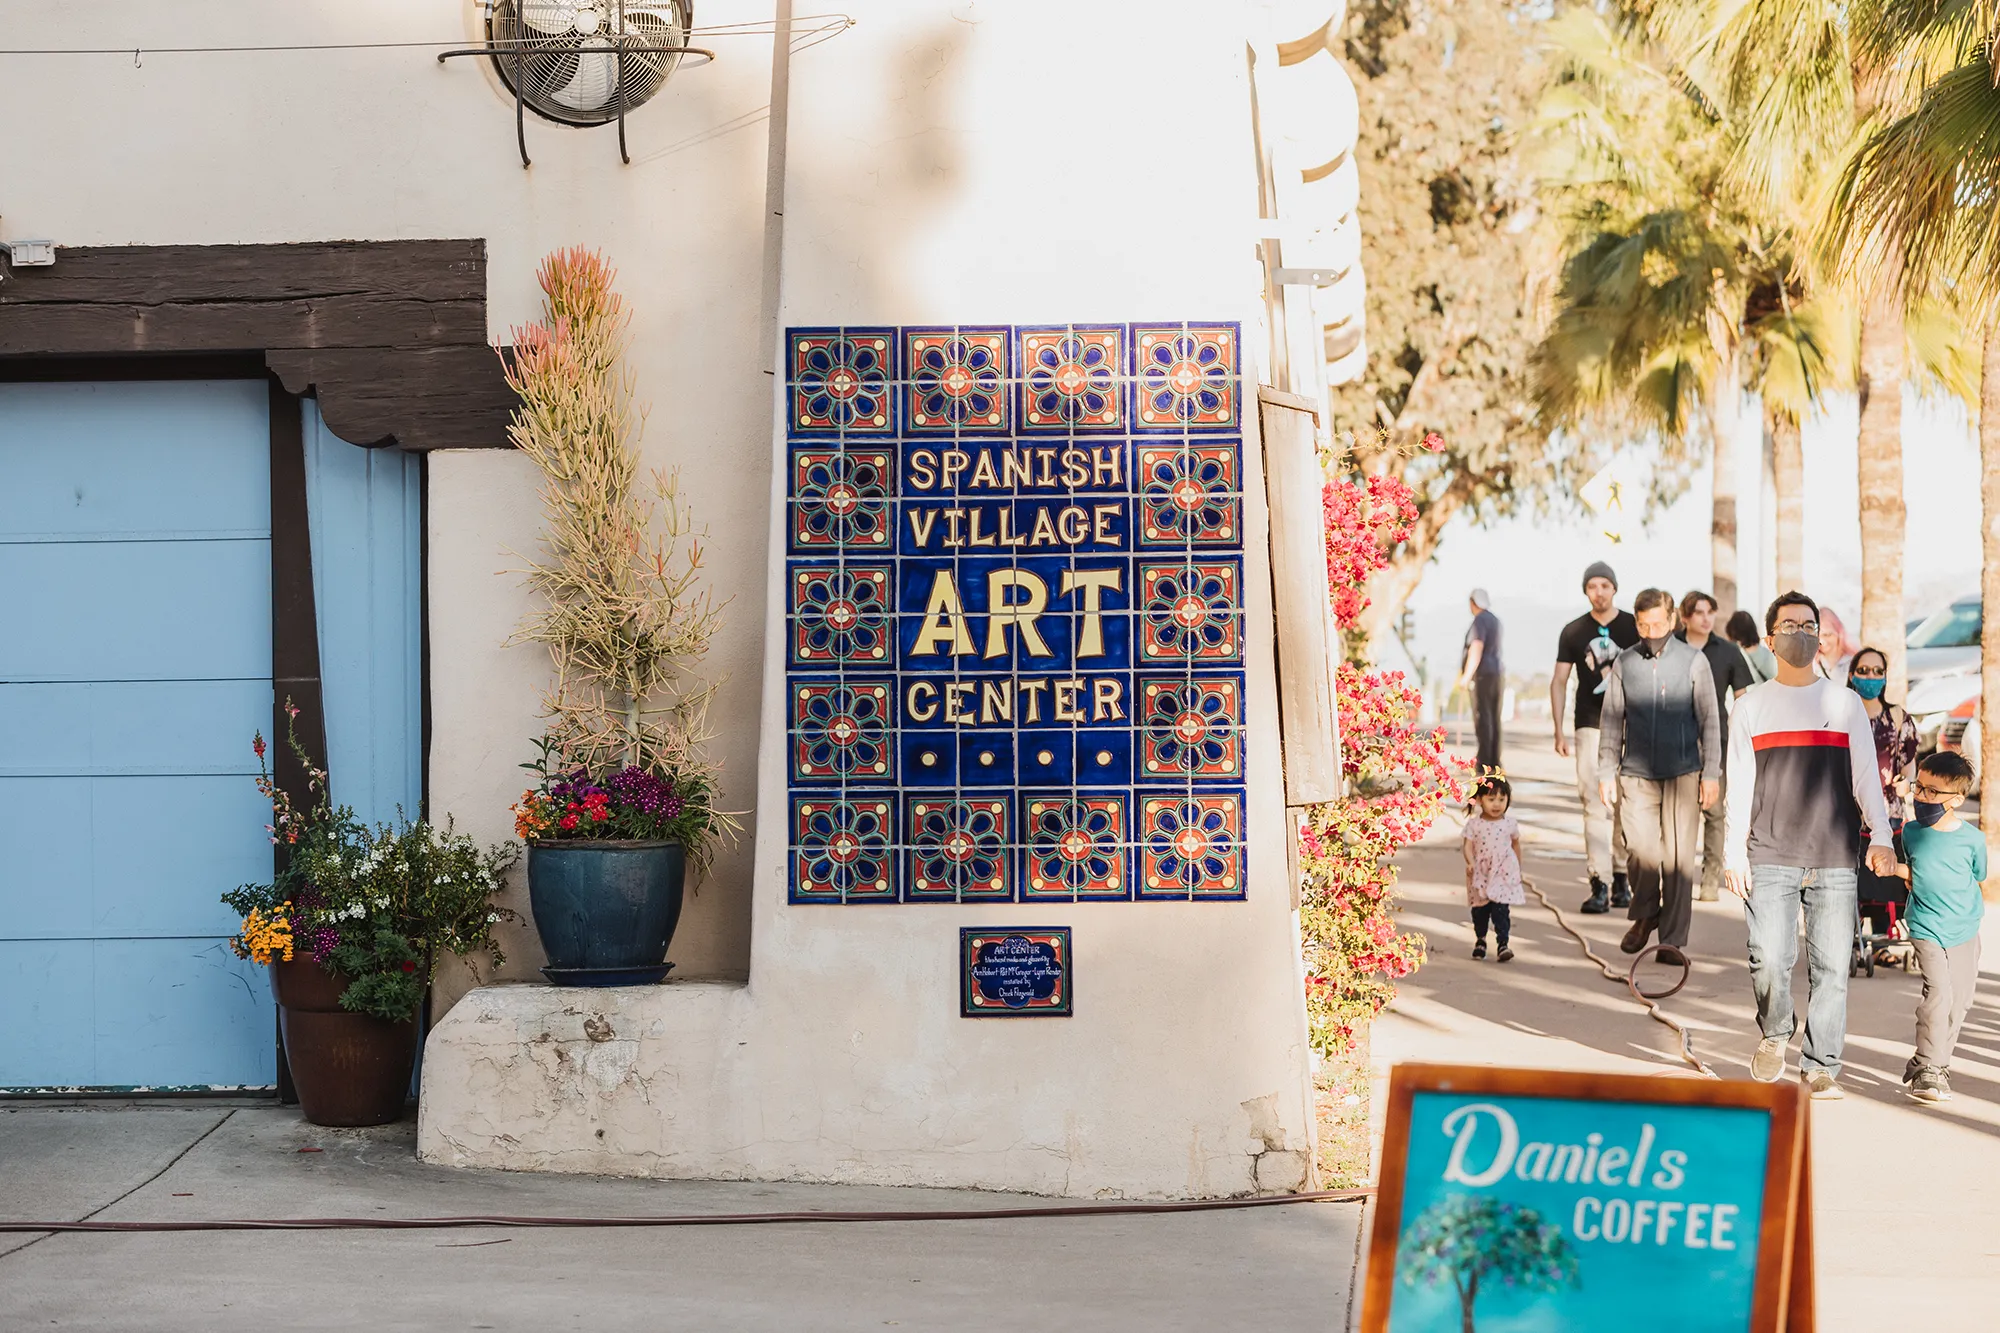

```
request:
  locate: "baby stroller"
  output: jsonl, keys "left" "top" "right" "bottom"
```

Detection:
{"left": 1852, "top": 833, "right": 1915, "bottom": 978}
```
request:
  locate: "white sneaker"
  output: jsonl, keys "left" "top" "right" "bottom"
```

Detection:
{"left": 1805, "top": 1070, "right": 1844, "bottom": 1100}
{"left": 1751, "top": 1036, "right": 1786, "bottom": 1083}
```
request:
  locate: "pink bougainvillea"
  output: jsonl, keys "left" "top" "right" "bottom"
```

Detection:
{"left": 1301, "top": 447, "right": 1461, "bottom": 1057}
{"left": 1322, "top": 473, "right": 1417, "bottom": 629}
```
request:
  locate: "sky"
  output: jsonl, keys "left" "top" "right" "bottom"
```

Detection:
{"left": 1390, "top": 388, "right": 1981, "bottom": 702}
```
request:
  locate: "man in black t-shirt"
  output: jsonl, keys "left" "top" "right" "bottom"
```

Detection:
{"left": 1457, "top": 588, "right": 1504, "bottom": 774}
{"left": 1550, "top": 561, "right": 1640, "bottom": 914}
{"left": 1676, "top": 590, "right": 1755, "bottom": 901}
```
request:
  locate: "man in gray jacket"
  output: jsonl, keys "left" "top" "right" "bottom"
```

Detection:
{"left": 1597, "top": 587, "right": 1722, "bottom": 964}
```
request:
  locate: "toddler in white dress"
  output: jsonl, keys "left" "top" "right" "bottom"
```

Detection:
{"left": 1463, "top": 773, "right": 1525, "bottom": 962}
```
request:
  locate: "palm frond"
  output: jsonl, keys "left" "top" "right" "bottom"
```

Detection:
{"left": 1824, "top": 50, "right": 2000, "bottom": 314}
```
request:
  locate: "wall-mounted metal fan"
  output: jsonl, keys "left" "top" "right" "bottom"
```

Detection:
{"left": 439, "top": 1, "right": 713, "bottom": 167}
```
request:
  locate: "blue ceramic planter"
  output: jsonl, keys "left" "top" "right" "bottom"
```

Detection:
{"left": 527, "top": 840, "right": 686, "bottom": 987}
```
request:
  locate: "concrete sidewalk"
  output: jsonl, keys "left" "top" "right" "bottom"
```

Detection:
{"left": 1373, "top": 722, "right": 2000, "bottom": 1331}
{"left": 0, "top": 1101, "right": 1359, "bottom": 1332}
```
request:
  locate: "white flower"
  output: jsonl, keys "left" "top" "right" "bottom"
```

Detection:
{"left": 487, "top": 912, "right": 500, "bottom": 923}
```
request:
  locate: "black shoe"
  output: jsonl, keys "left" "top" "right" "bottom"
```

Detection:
{"left": 1581, "top": 877, "right": 1610, "bottom": 915}
{"left": 1610, "top": 873, "right": 1632, "bottom": 909}
{"left": 1621, "top": 918, "right": 1656, "bottom": 954}
{"left": 1496, "top": 945, "right": 1515, "bottom": 963}
{"left": 1654, "top": 946, "right": 1687, "bottom": 968}
{"left": 1472, "top": 940, "right": 1487, "bottom": 960}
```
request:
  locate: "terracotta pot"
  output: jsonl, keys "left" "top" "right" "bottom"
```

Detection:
{"left": 269, "top": 957, "right": 418, "bottom": 1127}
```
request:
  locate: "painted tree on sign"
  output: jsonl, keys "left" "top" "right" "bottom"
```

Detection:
{"left": 1398, "top": 1195, "right": 1580, "bottom": 1333}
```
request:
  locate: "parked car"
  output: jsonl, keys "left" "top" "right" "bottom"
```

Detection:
{"left": 1939, "top": 695, "right": 1979, "bottom": 784}
{"left": 1905, "top": 595, "right": 1981, "bottom": 751}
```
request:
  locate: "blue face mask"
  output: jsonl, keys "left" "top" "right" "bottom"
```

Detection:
{"left": 1851, "top": 677, "right": 1886, "bottom": 700}
{"left": 1913, "top": 800, "right": 1948, "bottom": 827}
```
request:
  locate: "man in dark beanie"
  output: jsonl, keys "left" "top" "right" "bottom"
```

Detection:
{"left": 1551, "top": 560, "right": 1640, "bottom": 914}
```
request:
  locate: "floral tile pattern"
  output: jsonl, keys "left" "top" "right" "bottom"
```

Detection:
{"left": 790, "top": 330, "right": 895, "bottom": 433}
{"left": 791, "top": 449, "right": 894, "bottom": 551}
{"left": 906, "top": 328, "right": 1011, "bottom": 432}
{"left": 1138, "top": 794, "right": 1244, "bottom": 899}
{"left": 1138, "top": 676, "right": 1243, "bottom": 780}
{"left": 1137, "top": 560, "right": 1242, "bottom": 662}
{"left": 908, "top": 797, "right": 1012, "bottom": 900}
{"left": 1024, "top": 795, "right": 1127, "bottom": 899}
{"left": 1137, "top": 445, "right": 1240, "bottom": 546}
{"left": 783, "top": 322, "right": 1248, "bottom": 903}
{"left": 1019, "top": 327, "right": 1123, "bottom": 430}
{"left": 792, "top": 796, "right": 895, "bottom": 902}
{"left": 791, "top": 680, "right": 893, "bottom": 781}
{"left": 1133, "top": 325, "right": 1237, "bottom": 428}
{"left": 790, "top": 564, "right": 892, "bottom": 664}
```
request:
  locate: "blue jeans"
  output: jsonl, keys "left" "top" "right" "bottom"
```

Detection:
{"left": 1744, "top": 865, "right": 1857, "bottom": 1076}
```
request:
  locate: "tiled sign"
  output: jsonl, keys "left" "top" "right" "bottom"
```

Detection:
{"left": 785, "top": 323, "right": 1248, "bottom": 903}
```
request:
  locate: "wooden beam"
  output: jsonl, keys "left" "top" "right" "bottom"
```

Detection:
{"left": 0, "top": 241, "right": 513, "bottom": 451}
{"left": 1259, "top": 391, "right": 1342, "bottom": 808}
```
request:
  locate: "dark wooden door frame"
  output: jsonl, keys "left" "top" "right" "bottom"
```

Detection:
{"left": 0, "top": 239, "right": 516, "bottom": 451}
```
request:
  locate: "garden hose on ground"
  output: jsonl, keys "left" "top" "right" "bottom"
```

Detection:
{"left": 1525, "top": 876, "right": 1719, "bottom": 1080}
{"left": 0, "top": 1188, "right": 1377, "bottom": 1235}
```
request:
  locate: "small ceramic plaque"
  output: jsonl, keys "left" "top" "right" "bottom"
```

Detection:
{"left": 960, "top": 927, "right": 1072, "bottom": 1017}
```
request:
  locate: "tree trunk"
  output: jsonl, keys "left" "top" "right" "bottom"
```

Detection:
{"left": 1770, "top": 407, "right": 1805, "bottom": 596}
{"left": 1710, "top": 352, "right": 1741, "bottom": 616}
{"left": 1856, "top": 298, "right": 1908, "bottom": 696}
{"left": 1981, "top": 325, "right": 2000, "bottom": 897}
{"left": 1460, "top": 1272, "right": 1479, "bottom": 1333}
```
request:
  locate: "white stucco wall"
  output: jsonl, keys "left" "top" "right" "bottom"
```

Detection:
{"left": 2, "top": 0, "right": 1315, "bottom": 1197}
{"left": 0, "top": 0, "right": 780, "bottom": 990}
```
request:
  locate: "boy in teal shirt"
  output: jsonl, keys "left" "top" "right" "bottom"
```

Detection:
{"left": 1897, "top": 751, "right": 1988, "bottom": 1103}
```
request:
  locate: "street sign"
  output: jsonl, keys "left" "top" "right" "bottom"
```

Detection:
{"left": 1361, "top": 1064, "right": 1813, "bottom": 1332}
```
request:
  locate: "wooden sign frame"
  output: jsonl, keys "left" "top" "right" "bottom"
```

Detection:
{"left": 1361, "top": 1064, "right": 1812, "bottom": 1332}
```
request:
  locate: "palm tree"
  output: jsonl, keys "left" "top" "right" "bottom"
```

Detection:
{"left": 1746, "top": 289, "right": 1850, "bottom": 591}
{"left": 1702, "top": 0, "right": 1919, "bottom": 691}
{"left": 1530, "top": 8, "right": 1759, "bottom": 609}
{"left": 1822, "top": 0, "right": 2000, "bottom": 871}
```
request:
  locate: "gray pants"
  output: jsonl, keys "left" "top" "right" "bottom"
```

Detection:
{"left": 1698, "top": 771, "right": 1726, "bottom": 896}
{"left": 1913, "top": 935, "right": 1983, "bottom": 1071}
{"left": 1574, "top": 727, "right": 1630, "bottom": 881}
{"left": 1618, "top": 772, "right": 1700, "bottom": 948}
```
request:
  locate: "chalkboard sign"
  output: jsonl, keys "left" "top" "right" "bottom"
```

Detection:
{"left": 961, "top": 927, "right": 1072, "bottom": 1016}
{"left": 1362, "top": 1064, "right": 1812, "bottom": 1333}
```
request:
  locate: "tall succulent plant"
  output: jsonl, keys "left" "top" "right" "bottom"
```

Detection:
{"left": 503, "top": 248, "right": 735, "bottom": 867}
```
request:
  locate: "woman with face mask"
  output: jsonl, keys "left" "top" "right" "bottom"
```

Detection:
{"left": 1848, "top": 647, "right": 1916, "bottom": 830}
{"left": 1850, "top": 647, "right": 1917, "bottom": 955}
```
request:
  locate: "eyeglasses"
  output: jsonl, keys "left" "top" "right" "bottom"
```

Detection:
{"left": 1915, "top": 784, "right": 1960, "bottom": 801}
{"left": 1851, "top": 665, "right": 1886, "bottom": 678}
{"left": 1775, "top": 622, "right": 1819, "bottom": 636}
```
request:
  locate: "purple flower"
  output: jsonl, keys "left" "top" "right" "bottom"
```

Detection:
{"left": 607, "top": 766, "right": 680, "bottom": 819}
{"left": 548, "top": 768, "right": 608, "bottom": 806}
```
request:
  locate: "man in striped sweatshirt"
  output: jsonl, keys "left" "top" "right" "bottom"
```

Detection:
{"left": 1725, "top": 591, "right": 1897, "bottom": 1100}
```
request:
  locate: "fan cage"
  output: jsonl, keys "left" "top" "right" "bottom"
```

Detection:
{"left": 487, "top": 0, "right": 695, "bottom": 127}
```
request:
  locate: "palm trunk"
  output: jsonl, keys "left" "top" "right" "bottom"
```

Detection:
{"left": 1856, "top": 299, "right": 1907, "bottom": 697}
{"left": 1981, "top": 325, "right": 2000, "bottom": 897}
{"left": 1770, "top": 408, "right": 1805, "bottom": 595}
{"left": 1710, "top": 353, "right": 1741, "bottom": 616}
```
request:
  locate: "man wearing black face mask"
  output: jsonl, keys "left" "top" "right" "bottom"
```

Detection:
{"left": 1725, "top": 591, "right": 1897, "bottom": 1102}
{"left": 1596, "top": 588, "right": 1722, "bottom": 968}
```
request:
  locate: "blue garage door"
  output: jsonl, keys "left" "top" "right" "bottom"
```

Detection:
{"left": 0, "top": 381, "right": 276, "bottom": 1090}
